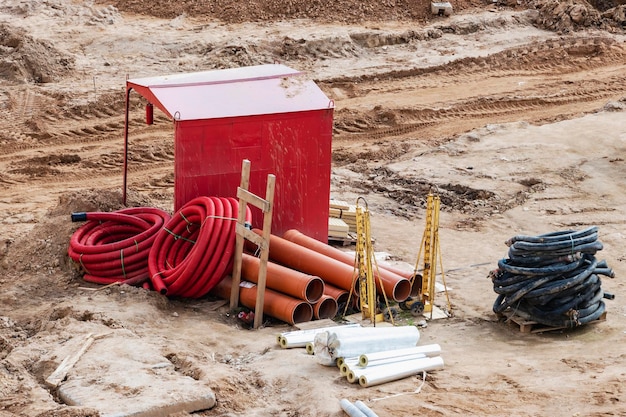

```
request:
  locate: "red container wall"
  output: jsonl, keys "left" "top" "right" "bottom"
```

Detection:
{"left": 174, "top": 109, "right": 333, "bottom": 242}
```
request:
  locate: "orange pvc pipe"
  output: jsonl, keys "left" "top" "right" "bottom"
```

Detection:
{"left": 275, "top": 229, "right": 411, "bottom": 301}
{"left": 283, "top": 228, "right": 415, "bottom": 279}
{"left": 241, "top": 253, "right": 324, "bottom": 303}
{"left": 211, "top": 276, "right": 313, "bottom": 325}
{"left": 283, "top": 229, "right": 423, "bottom": 297}
{"left": 312, "top": 294, "right": 338, "bottom": 320}
{"left": 254, "top": 230, "right": 355, "bottom": 290}
{"left": 323, "top": 283, "right": 350, "bottom": 307}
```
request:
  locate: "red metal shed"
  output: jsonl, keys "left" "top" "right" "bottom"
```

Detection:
{"left": 123, "top": 64, "right": 334, "bottom": 242}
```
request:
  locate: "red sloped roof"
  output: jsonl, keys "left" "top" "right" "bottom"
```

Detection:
{"left": 127, "top": 64, "right": 333, "bottom": 121}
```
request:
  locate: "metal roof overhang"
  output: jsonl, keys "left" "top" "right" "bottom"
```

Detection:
{"left": 126, "top": 64, "right": 333, "bottom": 120}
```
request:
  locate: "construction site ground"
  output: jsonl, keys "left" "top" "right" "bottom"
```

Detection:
{"left": 1, "top": 0, "right": 626, "bottom": 415}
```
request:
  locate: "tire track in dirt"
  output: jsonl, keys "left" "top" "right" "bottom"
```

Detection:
{"left": 0, "top": 96, "right": 174, "bottom": 191}
{"left": 323, "top": 36, "right": 624, "bottom": 87}
{"left": 330, "top": 38, "right": 626, "bottom": 141}
{"left": 0, "top": 134, "right": 174, "bottom": 189}
{"left": 0, "top": 113, "right": 170, "bottom": 155}
{"left": 326, "top": 37, "right": 624, "bottom": 94}
{"left": 333, "top": 78, "right": 625, "bottom": 139}
{"left": 0, "top": 88, "right": 55, "bottom": 146}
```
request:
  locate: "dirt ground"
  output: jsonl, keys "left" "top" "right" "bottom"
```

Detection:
{"left": 1, "top": 0, "right": 626, "bottom": 415}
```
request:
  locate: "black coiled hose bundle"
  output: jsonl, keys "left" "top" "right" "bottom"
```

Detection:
{"left": 490, "top": 226, "right": 614, "bottom": 328}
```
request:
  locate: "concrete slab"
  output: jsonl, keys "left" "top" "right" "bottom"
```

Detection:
{"left": 343, "top": 313, "right": 394, "bottom": 327}
{"left": 56, "top": 330, "right": 215, "bottom": 417}
{"left": 425, "top": 305, "right": 451, "bottom": 321}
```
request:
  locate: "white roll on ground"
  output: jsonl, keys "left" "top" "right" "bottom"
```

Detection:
{"left": 358, "top": 344, "right": 441, "bottom": 367}
{"left": 314, "top": 331, "right": 335, "bottom": 366}
{"left": 348, "top": 353, "right": 428, "bottom": 383}
{"left": 358, "top": 356, "right": 444, "bottom": 387}
{"left": 359, "top": 352, "right": 427, "bottom": 369}
{"left": 328, "top": 326, "right": 420, "bottom": 360}
{"left": 340, "top": 357, "right": 360, "bottom": 376}
{"left": 347, "top": 366, "right": 367, "bottom": 384}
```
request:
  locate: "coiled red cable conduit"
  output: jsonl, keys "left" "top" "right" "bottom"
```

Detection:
{"left": 68, "top": 207, "right": 171, "bottom": 286}
{"left": 148, "top": 196, "right": 251, "bottom": 298}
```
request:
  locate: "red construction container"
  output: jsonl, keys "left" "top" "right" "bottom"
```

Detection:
{"left": 123, "top": 64, "right": 334, "bottom": 242}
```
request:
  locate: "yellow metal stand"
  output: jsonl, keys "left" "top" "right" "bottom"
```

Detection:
{"left": 355, "top": 199, "right": 376, "bottom": 323}
{"left": 412, "top": 192, "right": 451, "bottom": 318}
{"left": 349, "top": 198, "right": 394, "bottom": 325}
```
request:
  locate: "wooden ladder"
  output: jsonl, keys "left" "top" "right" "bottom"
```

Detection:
{"left": 229, "top": 159, "right": 276, "bottom": 329}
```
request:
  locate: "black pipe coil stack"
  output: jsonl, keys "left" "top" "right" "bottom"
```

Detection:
{"left": 490, "top": 226, "right": 615, "bottom": 328}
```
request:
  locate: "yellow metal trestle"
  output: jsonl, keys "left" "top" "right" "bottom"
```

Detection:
{"left": 412, "top": 192, "right": 451, "bottom": 318}
{"left": 344, "top": 198, "right": 394, "bottom": 325}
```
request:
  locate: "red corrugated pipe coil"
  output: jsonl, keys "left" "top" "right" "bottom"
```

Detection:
{"left": 68, "top": 207, "right": 171, "bottom": 286}
{"left": 148, "top": 196, "right": 251, "bottom": 298}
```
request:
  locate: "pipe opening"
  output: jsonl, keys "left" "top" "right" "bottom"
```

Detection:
{"left": 392, "top": 279, "right": 412, "bottom": 302}
{"left": 279, "top": 337, "right": 288, "bottom": 348}
{"left": 292, "top": 302, "right": 314, "bottom": 324}
{"left": 314, "top": 296, "right": 338, "bottom": 320}
{"left": 340, "top": 362, "right": 350, "bottom": 376}
{"left": 305, "top": 277, "right": 325, "bottom": 304}
{"left": 347, "top": 370, "right": 358, "bottom": 383}
{"left": 410, "top": 275, "right": 422, "bottom": 297}
{"left": 335, "top": 291, "right": 349, "bottom": 306}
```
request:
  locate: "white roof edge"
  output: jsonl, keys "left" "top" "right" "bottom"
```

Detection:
{"left": 128, "top": 64, "right": 303, "bottom": 88}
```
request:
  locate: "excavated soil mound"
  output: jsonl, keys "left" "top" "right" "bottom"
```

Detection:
{"left": 98, "top": 0, "right": 487, "bottom": 23}
{"left": 0, "top": 23, "right": 74, "bottom": 84}
{"left": 98, "top": 0, "right": 625, "bottom": 31}
{"left": 531, "top": 0, "right": 626, "bottom": 31}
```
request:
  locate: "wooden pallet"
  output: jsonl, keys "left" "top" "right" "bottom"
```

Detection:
{"left": 328, "top": 232, "right": 357, "bottom": 246}
{"left": 498, "top": 310, "right": 607, "bottom": 334}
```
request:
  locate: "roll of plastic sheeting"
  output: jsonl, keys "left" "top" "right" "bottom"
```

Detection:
{"left": 328, "top": 326, "right": 420, "bottom": 360}
{"left": 314, "top": 331, "right": 335, "bottom": 366}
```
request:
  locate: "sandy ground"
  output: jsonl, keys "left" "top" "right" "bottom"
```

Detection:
{"left": 1, "top": 0, "right": 626, "bottom": 416}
